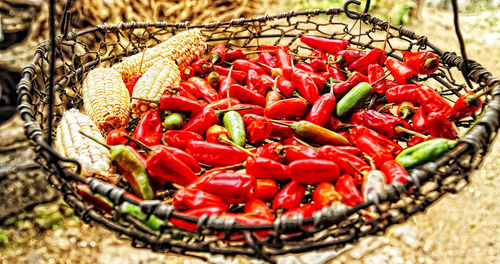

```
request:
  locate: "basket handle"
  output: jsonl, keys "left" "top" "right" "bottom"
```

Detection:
{"left": 343, "top": 0, "right": 371, "bottom": 19}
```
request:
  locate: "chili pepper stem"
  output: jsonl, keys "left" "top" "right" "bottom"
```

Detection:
{"left": 214, "top": 107, "right": 253, "bottom": 116}
{"left": 360, "top": 209, "right": 380, "bottom": 219}
{"left": 291, "top": 90, "right": 308, "bottom": 102}
{"left": 470, "top": 85, "right": 495, "bottom": 99}
{"left": 377, "top": 103, "right": 394, "bottom": 113}
{"left": 326, "top": 62, "right": 350, "bottom": 75}
{"left": 289, "top": 53, "right": 320, "bottom": 60}
{"left": 346, "top": 159, "right": 366, "bottom": 176}
{"left": 121, "top": 133, "right": 153, "bottom": 153}
{"left": 292, "top": 136, "right": 316, "bottom": 149}
{"left": 218, "top": 135, "right": 258, "bottom": 157}
{"left": 382, "top": 17, "right": 392, "bottom": 52}
{"left": 394, "top": 126, "right": 430, "bottom": 140}
{"left": 371, "top": 72, "right": 391, "bottom": 86}
{"left": 270, "top": 120, "right": 294, "bottom": 127}
{"left": 79, "top": 130, "right": 111, "bottom": 150}
{"left": 227, "top": 64, "right": 234, "bottom": 80}
{"left": 363, "top": 154, "right": 377, "bottom": 170}
{"left": 400, "top": 108, "right": 412, "bottom": 119}
{"left": 276, "top": 145, "right": 302, "bottom": 152}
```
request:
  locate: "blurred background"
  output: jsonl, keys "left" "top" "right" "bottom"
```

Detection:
{"left": 1, "top": 0, "right": 499, "bottom": 263}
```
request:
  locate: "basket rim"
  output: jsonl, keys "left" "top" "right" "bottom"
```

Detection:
{"left": 15, "top": 6, "right": 500, "bottom": 238}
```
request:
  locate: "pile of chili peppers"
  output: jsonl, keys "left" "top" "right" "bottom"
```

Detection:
{"left": 79, "top": 36, "right": 482, "bottom": 235}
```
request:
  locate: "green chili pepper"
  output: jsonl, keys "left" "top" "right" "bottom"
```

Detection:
{"left": 396, "top": 138, "right": 458, "bottom": 169}
{"left": 163, "top": 112, "right": 184, "bottom": 130}
{"left": 80, "top": 131, "right": 154, "bottom": 200}
{"left": 335, "top": 82, "right": 373, "bottom": 117}
{"left": 120, "top": 201, "right": 164, "bottom": 231}
{"left": 223, "top": 110, "right": 247, "bottom": 147}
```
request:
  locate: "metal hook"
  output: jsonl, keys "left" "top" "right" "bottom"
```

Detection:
{"left": 343, "top": 0, "right": 371, "bottom": 19}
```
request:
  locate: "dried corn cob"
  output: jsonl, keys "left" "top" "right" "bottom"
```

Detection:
{"left": 131, "top": 58, "right": 181, "bottom": 117}
{"left": 112, "top": 29, "right": 207, "bottom": 79}
{"left": 82, "top": 68, "right": 131, "bottom": 133}
{"left": 55, "top": 109, "right": 114, "bottom": 180}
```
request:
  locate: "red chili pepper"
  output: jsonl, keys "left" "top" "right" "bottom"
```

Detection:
{"left": 159, "top": 145, "right": 201, "bottom": 173}
{"left": 295, "top": 62, "right": 315, "bottom": 72}
{"left": 397, "top": 102, "right": 415, "bottom": 120}
{"left": 244, "top": 199, "right": 274, "bottom": 220}
{"left": 258, "top": 52, "right": 279, "bottom": 74}
{"left": 334, "top": 50, "right": 365, "bottom": 67}
{"left": 348, "top": 48, "right": 387, "bottom": 75}
{"left": 163, "top": 130, "right": 203, "bottom": 150}
{"left": 332, "top": 72, "right": 368, "bottom": 98}
{"left": 266, "top": 90, "right": 282, "bottom": 108}
{"left": 210, "top": 43, "right": 226, "bottom": 65}
{"left": 246, "top": 117, "right": 273, "bottom": 143}
{"left": 206, "top": 125, "right": 230, "bottom": 144}
{"left": 181, "top": 108, "right": 220, "bottom": 135}
{"left": 145, "top": 144, "right": 198, "bottom": 186}
{"left": 300, "top": 35, "right": 349, "bottom": 55}
{"left": 337, "top": 146, "right": 364, "bottom": 157}
{"left": 180, "top": 66, "right": 194, "bottom": 81}
{"left": 253, "top": 142, "right": 286, "bottom": 162}
{"left": 226, "top": 84, "right": 266, "bottom": 106}
{"left": 281, "top": 203, "right": 318, "bottom": 219}
{"left": 385, "top": 84, "right": 420, "bottom": 104}
{"left": 218, "top": 213, "right": 272, "bottom": 239}
{"left": 276, "top": 77, "right": 296, "bottom": 97}
{"left": 156, "top": 94, "right": 204, "bottom": 114}
{"left": 76, "top": 184, "right": 113, "bottom": 214}
{"left": 264, "top": 98, "right": 308, "bottom": 119}
{"left": 401, "top": 51, "right": 439, "bottom": 75}
{"left": 252, "top": 74, "right": 275, "bottom": 95}
{"left": 381, "top": 160, "right": 409, "bottom": 184}
{"left": 165, "top": 84, "right": 198, "bottom": 101}
{"left": 272, "top": 180, "right": 306, "bottom": 212}
{"left": 385, "top": 58, "right": 419, "bottom": 84}
{"left": 186, "top": 141, "right": 248, "bottom": 167}
{"left": 280, "top": 138, "right": 319, "bottom": 163}
{"left": 426, "top": 112, "right": 457, "bottom": 139}
{"left": 353, "top": 136, "right": 393, "bottom": 169}
{"left": 257, "top": 45, "right": 290, "bottom": 53}
{"left": 301, "top": 70, "right": 327, "bottom": 93}
{"left": 310, "top": 49, "right": 328, "bottom": 72}
{"left": 225, "top": 49, "right": 247, "bottom": 62}
{"left": 313, "top": 182, "right": 342, "bottom": 208}
{"left": 132, "top": 110, "right": 163, "bottom": 147}
{"left": 452, "top": 92, "right": 482, "bottom": 120}
{"left": 230, "top": 104, "right": 265, "bottom": 116}
{"left": 124, "top": 74, "right": 141, "bottom": 96}
{"left": 417, "top": 85, "right": 453, "bottom": 117}
{"left": 276, "top": 47, "right": 293, "bottom": 79}
{"left": 291, "top": 70, "right": 319, "bottom": 104}
{"left": 412, "top": 107, "right": 428, "bottom": 133}
{"left": 173, "top": 188, "right": 228, "bottom": 211}
{"left": 328, "top": 66, "right": 347, "bottom": 81}
{"left": 191, "top": 59, "right": 211, "bottom": 75}
{"left": 246, "top": 156, "right": 288, "bottom": 180}
{"left": 270, "top": 119, "right": 296, "bottom": 138}
{"left": 232, "top": 59, "right": 267, "bottom": 75}
{"left": 170, "top": 206, "right": 226, "bottom": 231}
{"left": 246, "top": 69, "right": 259, "bottom": 91}
{"left": 106, "top": 129, "right": 129, "bottom": 146}
{"left": 253, "top": 179, "right": 279, "bottom": 202}
{"left": 179, "top": 81, "right": 201, "bottom": 99}
{"left": 305, "top": 93, "right": 336, "bottom": 127}
{"left": 368, "top": 64, "right": 387, "bottom": 95}
{"left": 214, "top": 66, "right": 247, "bottom": 82}
{"left": 318, "top": 145, "right": 369, "bottom": 176}
{"left": 197, "top": 172, "right": 256, "bottom": 204}
{"left": 204, "top": 98, "right": 241, "bottom": 111}
{"left": 349, "top": 109, "right": 407, "bottom": 139}
{"left": 287, "top": 159, "right": 340, "bottom": 184}
{"left": 385, "top": 79, "right": 399, "bottom": 89}
{"left": 187, "top": 77, "right": 219, "bottom": 103}
{"left": 350, "top": 125, "right": 404, "bottom": 156}
{"left": 335, "top": 174, "right": 363, "bottom": 206}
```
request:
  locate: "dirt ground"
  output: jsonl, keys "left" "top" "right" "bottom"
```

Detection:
{"left": 1, "top": 6, "right": 499, "bottom": 264}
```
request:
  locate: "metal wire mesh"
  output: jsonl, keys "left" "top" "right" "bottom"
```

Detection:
{"left": 16, "top": 6, "right": 500, "bottom": 263}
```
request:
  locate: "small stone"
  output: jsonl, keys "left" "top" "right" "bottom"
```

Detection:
{"left": 392, "top": 224, "right": 420, "bottom": 249}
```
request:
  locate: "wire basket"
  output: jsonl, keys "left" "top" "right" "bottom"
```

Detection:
{"left": 16, "top": 3, "right": 500, "bottom": 263}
